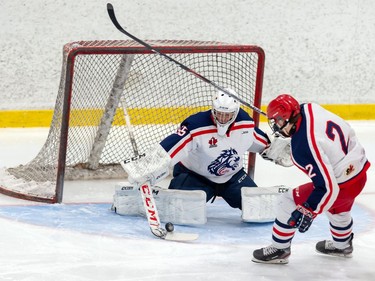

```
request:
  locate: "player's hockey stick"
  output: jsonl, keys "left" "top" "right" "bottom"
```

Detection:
{"left": 106, "top": 3, "right": 267, "bottom": 117}
{"left": 120, "top": 96, "right": 140, "bottom": 157}
{"left": 120, "top": 96, "right": 198, "bottom": 241}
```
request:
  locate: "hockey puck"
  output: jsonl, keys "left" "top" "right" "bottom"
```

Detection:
{"left": 165, "top": 222, "right": 174, "bottom": 232}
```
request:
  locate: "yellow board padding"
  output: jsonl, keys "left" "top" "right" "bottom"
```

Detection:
{"left": 258, "top": 104, "right": 375, "bottom": 122}
{"left": 0, "top": 104, "right": 374, "bottom": 128}
{"left": 68, "top": 106, "right": 212, "bottom": 127}
{"left": 0, "top": 106, "right": 209, "bottom": 128}
{"left": 0, "top": 110, "right": 53, "bottom": 128}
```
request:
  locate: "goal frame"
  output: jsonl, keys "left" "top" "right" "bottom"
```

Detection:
{"left": 1, "top": 40, "right": 265, "bottom": 203}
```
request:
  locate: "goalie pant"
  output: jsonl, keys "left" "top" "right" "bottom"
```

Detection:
{"left": 169, "top": 163, "right": 257, "bottom": 209}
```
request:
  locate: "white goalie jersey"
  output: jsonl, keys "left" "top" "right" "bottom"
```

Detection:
{"left": 160, "top": 109, "right": 269, "bottom": 183}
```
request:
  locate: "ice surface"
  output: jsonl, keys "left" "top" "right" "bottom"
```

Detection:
{"left": 1, "top": 1, "right": 374, "bottom": 279}
{"left": 0, "top": 122, "right": 374, "bottom": 280}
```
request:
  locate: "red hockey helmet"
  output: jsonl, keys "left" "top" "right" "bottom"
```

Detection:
{"left": 267, "top": 94, "right": 300, "bottom": 136}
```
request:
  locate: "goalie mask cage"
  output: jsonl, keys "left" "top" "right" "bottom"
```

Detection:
{"left": 0, "top": 40, "right": 265, "bottom": 203}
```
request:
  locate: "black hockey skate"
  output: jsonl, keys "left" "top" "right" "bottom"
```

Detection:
{"left": 252, "top": 245, "right": 291, "bottom": 264}
{"left": 315, "top": 233, "right": 354, "bottom": 258}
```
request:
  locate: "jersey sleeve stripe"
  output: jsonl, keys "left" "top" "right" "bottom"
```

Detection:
{"left": 169, "top": 135, "right": 193, "bottom": 158}
{"left": 169, "top": 127, "right": 216, "bottom": 158}
{"left": 253, "top": 131, "right": 268, "bottom": 146}
{"left": 306, "top": 104, "right": 337, "bottom": 213}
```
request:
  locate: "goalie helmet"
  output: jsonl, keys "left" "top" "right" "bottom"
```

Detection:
{"left": 212, "top": 89, "right": 240, "bottom": 136}
{"left": 267, "top": 94, "right": 300, "bottom": 137}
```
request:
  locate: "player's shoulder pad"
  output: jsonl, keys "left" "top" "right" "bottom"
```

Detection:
{"left": 236, "top": 108, "right": 254, "bottom": 122}
{"left": 181, "top": 110, "right": 214, "bottom": 131}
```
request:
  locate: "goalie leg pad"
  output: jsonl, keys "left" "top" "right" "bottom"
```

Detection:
{"left": 241, "top": 186, "right": 289, "bottom": 223}
{"left": 112, "top": 184, "right": 143, "bottom": 215}
{"left": 113, "top": 182, "right": 207, "bottom": 225}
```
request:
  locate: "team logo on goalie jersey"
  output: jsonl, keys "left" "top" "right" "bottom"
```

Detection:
{"left": 208, "top": 148, "right": 240, "bottom": 176}
{"left": 208, "top": 137, "right": 218, "bottom": 148}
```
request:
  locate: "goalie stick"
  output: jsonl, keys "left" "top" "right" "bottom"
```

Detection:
{"left": 120, "top": 96, "right": 198, "bottom": 242}
{"left": 106, "top": 3, "right": 267, "bottom": 117}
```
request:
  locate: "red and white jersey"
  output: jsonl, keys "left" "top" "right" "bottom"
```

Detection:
{"left": 291, "top": 103, "right": 370, "bottom": 214}
{"left": 160, "top": 109, "right": 269, "bottom": 184}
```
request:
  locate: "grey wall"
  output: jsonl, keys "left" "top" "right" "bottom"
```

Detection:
{"left": 1, "top": 0, "right": 374, "bottom": 110}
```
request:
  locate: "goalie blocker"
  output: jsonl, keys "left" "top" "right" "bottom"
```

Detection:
{"left": 112, "top": 183, "right": 289, "bottom": 224}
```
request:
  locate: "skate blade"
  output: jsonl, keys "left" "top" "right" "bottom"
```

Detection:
{"left": 251, "top": 257, "right": 289, "bottom": 264}
{"left": 164, "top": 231, "right": 199, "bottom": 242}
{"left": 315, "top": 250, "right": 353, "bottom": 258}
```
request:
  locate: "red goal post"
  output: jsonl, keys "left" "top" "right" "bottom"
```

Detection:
{"left": 0, "top": 40, "right": 265, "bottom": 203}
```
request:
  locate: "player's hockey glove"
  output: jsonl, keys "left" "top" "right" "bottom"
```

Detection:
{"left": 260, "top": 134, "right": 293, "bottom": 167}
{"left": 287, "top": 202, "right": 316, "bottom": 233}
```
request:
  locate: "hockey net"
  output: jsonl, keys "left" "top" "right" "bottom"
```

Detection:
{"left": 0, "top": 40, "right": 265, "bottom": 203}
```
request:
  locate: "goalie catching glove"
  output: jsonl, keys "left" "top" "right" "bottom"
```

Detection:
{"left": 261, "top": 134, "right": 293, "bottom": 167}
{"left": 120, "top": 143, "right": 171, "bottom": 186}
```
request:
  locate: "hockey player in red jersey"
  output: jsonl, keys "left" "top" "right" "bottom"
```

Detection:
{"left": 252, "top": 94, "right": 371, "bottom": 264}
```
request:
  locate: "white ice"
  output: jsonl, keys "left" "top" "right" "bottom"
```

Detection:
{"left": 1, "top": 0, "right": 374, "bottom": 279}
{"left": 0, "top": 121, "right": 374, "bottom": 281}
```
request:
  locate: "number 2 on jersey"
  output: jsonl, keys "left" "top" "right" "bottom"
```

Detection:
{"left": 325, "top": 121, "right": 348, "bottom": 154}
